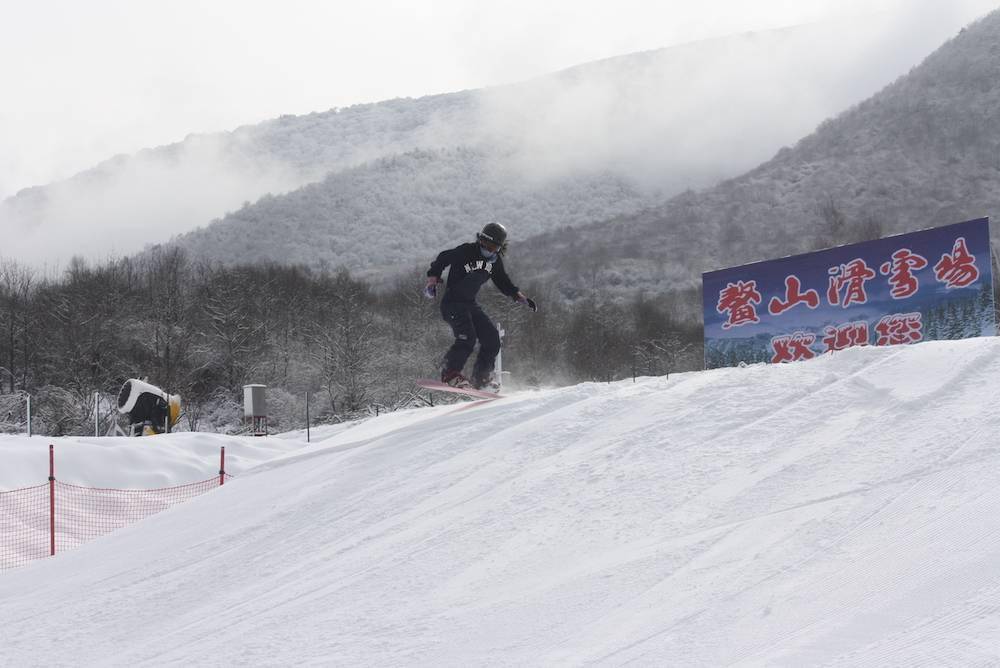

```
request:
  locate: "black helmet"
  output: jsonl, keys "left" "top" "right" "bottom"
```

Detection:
{"left": 477, "top": 222, "right": 508, "bottom": 255}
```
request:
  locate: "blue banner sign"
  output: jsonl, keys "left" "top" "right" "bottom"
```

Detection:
{"left": 703, "top": 218, "right": 996, "bottom": 369}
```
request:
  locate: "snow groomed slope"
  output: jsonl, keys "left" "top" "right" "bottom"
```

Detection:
{"left": 2, "top": 338, "right": 1000, "bottom": 665}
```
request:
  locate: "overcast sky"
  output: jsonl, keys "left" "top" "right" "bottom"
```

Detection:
{"left": 1, "top": 0, "right": 998, "bottom": 200}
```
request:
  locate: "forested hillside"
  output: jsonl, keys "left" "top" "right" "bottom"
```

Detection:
{"left": 2, "top": 93, "right": 479, "bottom": 266}
{"left": 163, "top": 148, "right": 654, "bottom": 280}
{"left": 516, "top": 10, "right": 1000, "bottom": 302}
{"left": 4, "top": 15, "right": 950, "bottom": 268}
{"left": 0, "top": 249, "right": 700, "bottom": 435}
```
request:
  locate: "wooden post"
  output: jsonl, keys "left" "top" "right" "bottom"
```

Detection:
{"left": 306, "top": 391, "right": 310, "bottom": 443}
{"left": 219, "top": 447, "right": 226, "bottom": 486}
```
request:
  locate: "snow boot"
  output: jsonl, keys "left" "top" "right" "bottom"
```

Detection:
{"left": 441, "top": 369, "right": 472, "bottom": 389}
{"left": 472, "top": 373, "right": 501, "bottom": 392}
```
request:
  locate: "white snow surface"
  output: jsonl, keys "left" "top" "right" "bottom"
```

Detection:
{"left": 2, "top": 338, "right": 1000, "bottom": 666}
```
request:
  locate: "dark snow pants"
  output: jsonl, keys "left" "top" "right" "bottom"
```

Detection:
{"left": 440, "top": 301, "right": 501, "bottom": 383}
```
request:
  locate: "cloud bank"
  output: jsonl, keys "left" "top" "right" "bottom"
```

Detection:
{"left": 472, "top": 3, "right": 998, "bottom": 191}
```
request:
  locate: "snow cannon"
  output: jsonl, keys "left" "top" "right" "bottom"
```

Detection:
{"left": 117, "top": 378, "right": 181, "bottom": 436}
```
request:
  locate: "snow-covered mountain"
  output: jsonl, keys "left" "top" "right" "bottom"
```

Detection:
{"left": 2, "top": 336, "right": 999, "bottom": 664}
{"left": 161, "top": 147, "right": 654, "bottom": 280}
{"left": 3, "top": 12, "right": 972, "bottom": 269}
{"left": 518, "top": 9, "right": 1000, "bottom": 301}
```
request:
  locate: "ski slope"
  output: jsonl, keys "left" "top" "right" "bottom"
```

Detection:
{"left": 2, "top": 338, "right": 1000, "bottom": 665}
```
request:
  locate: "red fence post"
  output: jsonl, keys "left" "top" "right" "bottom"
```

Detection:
{"left": 219, "top": 446, "right": 226, "bottom": 486}
{"left": 49, "top": 444, "right": 55, "bottom": 556}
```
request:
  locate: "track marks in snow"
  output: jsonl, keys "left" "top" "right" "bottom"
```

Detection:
{"left": 545, "top": 340, "right": 1000, "bottom": 665}
{"left": 4, "top": 339, "right": 1000, "bottom": 665}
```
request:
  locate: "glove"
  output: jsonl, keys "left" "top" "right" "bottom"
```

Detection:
{"left": 424, "top": 276, "right": 440, "bottom": 299}
{"left": 516, "top": 292, "right": 538, "bottom": 312}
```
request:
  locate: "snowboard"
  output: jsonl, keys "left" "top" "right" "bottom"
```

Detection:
{"left": 415, "top": 379, "right": 501, "bottom": 400}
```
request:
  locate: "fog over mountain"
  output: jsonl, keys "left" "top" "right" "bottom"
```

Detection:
{"left": 4, "top": 8, "right": 986, "bottom": 270}
{"left": 162, "top": 147, "right": 654, "bottom": 279}
{"left": 472, "top": 13, "right": 933, "bottom": 191}
{"left": 513, "top": 9, "right": 1000, "bottom": 304}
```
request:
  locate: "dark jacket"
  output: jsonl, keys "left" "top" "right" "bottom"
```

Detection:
{"left": 428, "top": 242, "right": 520, "bottom": 304}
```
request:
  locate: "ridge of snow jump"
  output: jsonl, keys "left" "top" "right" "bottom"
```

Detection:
{"left": 416, "top": 378, "right": 502, "bottom": 400}
{"left": 3, "top": 339, "right": 1000, "bottom": 665}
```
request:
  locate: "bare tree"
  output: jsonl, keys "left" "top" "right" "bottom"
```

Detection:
{"left": 308, "top": 272, "right": 379, "bottom": 415}
{"left": 816, "top": 194, "right": 848, "bottom": 249}
{"left": 193, "top": 266, "right": 268, "bottom": 393}
{"left": 136, "top": 247, "right": 195, "bottom": 391}
{"left": 0, "top": 259, "right": 36, "bottom": 392}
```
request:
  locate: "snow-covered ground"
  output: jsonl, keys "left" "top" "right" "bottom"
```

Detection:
{"left": 0, "top": 416, "right": 410, "bottom": 490}
{"left": 2, "top": 337, "right": 1000, "bottom": 665}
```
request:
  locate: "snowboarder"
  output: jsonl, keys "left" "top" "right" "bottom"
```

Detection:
{"left": 425, "top": 222, "right": 537, "bottom": 389}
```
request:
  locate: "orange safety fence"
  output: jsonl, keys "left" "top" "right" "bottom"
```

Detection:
{"left": 0, "top": 445, "right": 230, "bottom": 571}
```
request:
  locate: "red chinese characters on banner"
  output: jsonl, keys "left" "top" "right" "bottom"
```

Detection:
{"left": 822, "top": 322, "right": 869, "bottom": 352}
{"left": 874, "top": 313, "right": 923, "bottom": 346}
{"left": 933, "top": 237, "right": 980, "bottom": 288}
{"left": 827, "top": 259, "right": 876, "bottom": 307}
{"left": 717, "top": 280, "right": 762, "bottom": 329}
{"left": 771, "top": 332, "right": 817, "bottom": 363}
{"left": 768, "top": 275, "right": 820, "bottom": 315}
{"left": 879, "top": 248, "right": 928, "bottom": 299}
